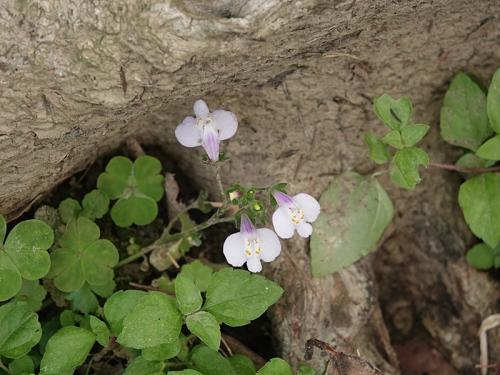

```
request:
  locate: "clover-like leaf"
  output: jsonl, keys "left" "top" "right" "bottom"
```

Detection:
{"left": 117, "top": 292, "right": 182, "bottom": 349}
{"left": 97, "top": 156, "right": 164, "bottom": 227}
{"left": 0, "top": 217, "right": 54, "bottom": 301}
{"left": 459, "top": 173, "right": 500, "bottom": 248}
{"left": 48, "top": 217, "right": 118, "bottom": 292}
{"left": 58, "top": 199, "right": 82, "bottom": 224}
{"left": 81, "top": 189, "right": 110, "bottom": 220}
{"left": 204, "top": 268, "right": 283, "bottom": 327}
{"left": 487, "top": 67, "right": 500, "bottom": 133}
{"left": 390, "top": 147, "right": 429, "bottom": 190}
{"left": 0, "top": 301, "right": 42, "bottom": 359}
{"left": 364, "top": 133, "right": 390, "bottom": 164}
{"left": 374, "top": 94, "right": 412, "bottom": 130}
{"left": 67, "top": 284, "right": 99, "bottom": 314}
{"left": 476, "top": 134, "right": 500, "bottom": 161}
{"left": 13, "top": 280, "right": 47, "bottom": 312}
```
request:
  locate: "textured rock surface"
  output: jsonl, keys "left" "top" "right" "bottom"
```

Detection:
{"left": 1, "top": 0, "right": 500, "bottom": 373}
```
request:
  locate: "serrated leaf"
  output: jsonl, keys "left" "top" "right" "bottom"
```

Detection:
{"left": 118, "top": 292, "right": 182, "bottom": 349}
{"left": 103, "top": 290, "right": 147, "bottom": 334}
{"left": 9, "top": 355, "right": 34, "bottom": 375}
{"left": 203, "top": 268, "right": 283, "bottom": 327}
{"left": 90, "top": 316, "right": 110, "bottom": 347}
{"left": 66, "top": 284, "right": 98, "bottom": 314}
{"left": 459, "top": 173, "right": 500, "bottom": 247}
{"left": 466, "top": 243, "right": 495, "bottom": 270}
{"left": 390, "top": 147, "right": 429, "bottom": 190}
{"left": 186, "top": 311, "right": 221, "bottom": 351}
{"left": 13, "top": 280, "right": 47, "bottom": 312}
{"left": 48, "top": 217, "right": 118, "bottom": 292}
{"left": 124, "top": 356, "right": 164, "bottom": 375}
{"left": 310, "top": 172, "right": 394, "bottom": 277}
{"left": 175, "top": 273, "right": 202, "bottom": 315}
{"left": 142, "top": 339, "right": 181, "bottom": 361}
{"left": 401, "top": 123, "right": 430, "bottom": 147}
{"left": 58, "top": 199, "right": 82, "bottom": 224}
{"left": 191, "top": 345, "right": 236, "bottom": 375}
{"left": 363, "top": 133, "right": 390, "bottom": 164}
{"left": 476, "top": 134, "right": 500, "bottom": 160}
{"left": 0, "top": 301, "right": 41, "bottom": 359}
{"left": 229, "top": 354, "right": 256, "bottom": 375}
{"left": 374, "top": 94, "right": 412, "bottom": 130}
{"left": 256, "top": 358, "right": 293, "bottom": 375}
{"left": 81, "top": 189, "right": 110, "bottom": 220}
{"left": 180, "top": 260, "right": 213, "bottom": 292}
{"left": 487, "top": 68, "right": 500, "bottom": 133}
{"left": 39, "top": 326, "right": 95, "bottom": 375}
{"left": 440, "top": 72, "right": 492, "bottom": 151}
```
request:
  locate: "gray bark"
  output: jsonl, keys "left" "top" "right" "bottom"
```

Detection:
{"left": 1, "top": 0, "right": 500, "bottom": 373}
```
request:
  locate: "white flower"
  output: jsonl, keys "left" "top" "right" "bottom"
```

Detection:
{"left": 223, "top": 215, "right": 281, "bottom": 273}
{"left": 174, "top": 99, "right": 238, "bottom": 161}
{"left": 272, "top": 191, "right": 320, "bottom": 239}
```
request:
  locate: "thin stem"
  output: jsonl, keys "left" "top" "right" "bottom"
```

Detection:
{"left": 428, "top": 162, "right": 500, "bottom": 173}
{"left": 114, "top": 215, "right": 234, "bottom": 268}
{"left": 0, "top": 359, "right": 10, "bottom": 374}
{"left": 214, "top": 163, "right": 226, "bottom": 204}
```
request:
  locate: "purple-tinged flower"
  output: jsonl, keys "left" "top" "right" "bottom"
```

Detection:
{"left": 175, "top": 99, "right": 238, "bottom": 161}
{"left": 272, "top": 191, "right": 320, "bottom": 239}
{"left": 223, "top": 215, "right": 281, "bottom": 273}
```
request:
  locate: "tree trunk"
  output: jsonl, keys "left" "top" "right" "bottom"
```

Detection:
{"left": 1, "top": 0, "right": 500, "bottom": 373}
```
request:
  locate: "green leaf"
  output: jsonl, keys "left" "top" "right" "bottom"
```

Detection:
{"left": 67, "top": 284, "right": 99, "bottom": 314}
{"left": 390, "top": 147, "right": 429, "bottom": 190}
{"left": 59, "top": 310, "right": 78, "bottom": 327}
{"left": 124, "top": 356, "right": 164, "bottom": 375}
{"left": 117, "top": 292, "right": 182, "bottom": 349}
{"left": 0, "top": 215, "right": 6, "bottom": 244}
{"left": 142, "top": 339, "right": 181, "bottom": 361}
{"left": 190, "top": 345, "right": 236, "bottom": 375}
{"left": 466, "top": 243, "right": 495, "bottom": 270}
{"left": 103, "top": 290, "right": 147, "bottom": 334}
{"left": 382, "top": 130, "right": 403, "bottom": 149}
{"left": 90, "top": 316, "right": 110, "bottom": 347}
{"left": 175, "top": 273, "right": 203, "bottom": 315}
{"left": 400, "top": 124, "right": 430, "bottom": 147}
{"left": 440, "top": 72, "right": 492, "bottom": 151}
{"left": 476, "top": 135, "right": 500, "bottom": 160}
{"left": 167, "top": 371, "right": 203, "bottom": 375}
{"left": 89, "top": 278, "right": 116, "bottom": 298}
{"left": 456, "top": 153, "right": 495, "bottom": 174}
{"left": 256, "top": 358, "right": 293, "bottom": 375}
{"left": 48, "top": 217, "right": 118, "bottom": 292}
{"left": 186, "top": 311, "right": 221, "bottom": 351}
{"left": 459, "top": 173, "right": 500, "bottom": 247}
{"left": 180, "top": 260, "right": 213, "bottom": 292}
{"left": 310, "top": 172, "right": 394, "bottom": 277}
{"left": 97, "top": 156, "right": 164, "bottom": 228}
{"left": 39, "top": 326, "right": 95, "bottom": 375}
{"left": 0, "top": 251, "right": 22, "bottom": 301}
{"left": 110, "top": 195, "right": 158, "bottom": 228}
{"left": 9, "top": 355, "right": 34, "bottom": 375}
{"left": 373, "top": 94, "right": 412, "bottom": 130}
{"left": 229, "top": 354, "right": 256, "bottom": 375}
{"left": 204, "top": 268, "right": 283, "bottom": 327}
{"left": 363, "top": 133, "right": 390, "bottom": 164}
{"left": 487, "top": 68, "right": 500, "bottom": 133}
{"left": 13, "top": 280, "right": 47, "bottom": 312}
{"left": 81, "top": 189, "right": 110, "bottom": 220}
{"left": 58, "top": 199, "right": 82, "bottom": 224}
{"left": 4, "top": 219, "right": 54, "bottom": 280}
{"left": 297, "top": 364, "right": 316, "bottom": 375}
{"left": 0, "top": 301, "right": 41, "bottom": 359}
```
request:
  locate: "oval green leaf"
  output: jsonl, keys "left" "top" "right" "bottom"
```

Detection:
{"left": 186, "top": 311, "right": 221, "bottom": 351}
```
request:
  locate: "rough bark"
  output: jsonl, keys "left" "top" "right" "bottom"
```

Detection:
{"left": 1, "top": 0, "right": 500, "bottom": 373}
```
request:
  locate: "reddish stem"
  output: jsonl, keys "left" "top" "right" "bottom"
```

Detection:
{"left": 428, "top": 162, "right": 500, "bottom": 173}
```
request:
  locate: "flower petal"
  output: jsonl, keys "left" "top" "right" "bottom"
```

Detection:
{"left": 240, "top": 214, "right": 256, "bottom": 237}
{"left": 194, "top": 99, "right": 210, "bottom": 117}
{"left": 246, "top": 256, "right": 262, "bottom": 273}
{"left": 272, "top": 207, "right": 295, "bottom": 239}
{"left": 257, "top": 228, "right": 281, "bottom": 262}
{"left": 297, "top": 222, "right": 313, "bottom": 238}
{"left": 223, "top": 233, "right": 246, "bottom": 267}
{"left": 294, "top": 193, "right": 321, "bottom": 222}
{"left": 175, "top": 116, "right": 201, "bottom": 147}
{"left": 272, "top": 191, "right": 294, "bottom": 207}
{"left": 212, "top": 110, "right": 238, "bottom": 140}
{"left": 201, "top": 127, "right": 220, "bottom": 161}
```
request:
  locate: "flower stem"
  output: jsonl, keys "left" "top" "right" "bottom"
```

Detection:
{"left": 114, "top": 214, "right": 234, "bottom": 268}
{"left": 428, "top": 162, "right": 500, "bottom": 173}
{"left": 214, "top": 163, "right": 226, "bottom": 204}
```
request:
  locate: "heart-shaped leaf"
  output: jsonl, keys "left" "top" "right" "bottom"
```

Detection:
{"left": 48, "top": 217, "right": 118, "bottom": 292}
{"left": 390, "top": 147, "right": 429, "bottom": 190}
{"left": 374, "top": 94, "right": 412, "bottom": 130}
